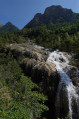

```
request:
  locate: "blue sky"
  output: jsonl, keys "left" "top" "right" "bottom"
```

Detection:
{"left": 0, "top": 0, "right": 79, "bottom": 29}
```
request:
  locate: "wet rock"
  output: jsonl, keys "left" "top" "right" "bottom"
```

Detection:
{"left": 55, "top": 83, "right": 69, "bottom": 118}
{"left": 68, "top": 66, "right": 79, "bottom": 87}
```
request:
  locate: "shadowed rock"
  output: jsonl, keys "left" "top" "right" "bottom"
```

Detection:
{"left": 22, "top": 58, "right": 39, "bottom": 76}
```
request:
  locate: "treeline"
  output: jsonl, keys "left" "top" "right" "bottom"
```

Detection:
{"left": 22, "top": 24, "right": 79, "bottom": 56}
{"left": 0, "top": 22, "right": 79, "bottom": 64}
{"left": 0, "top": 32, "right": 25, "bottom": 46}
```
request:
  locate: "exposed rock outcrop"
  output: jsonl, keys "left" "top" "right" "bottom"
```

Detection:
{"left": 24, "top": 49, "right": 44, "bottom": 61}
{"left": 6, "top": 43, "right": 49, "bottom": 62}
{"left": 22, "top": 58, "right": 39, "bottom": 76}
{"left": 32, "top": 62, "right": 57, "bottom": 82}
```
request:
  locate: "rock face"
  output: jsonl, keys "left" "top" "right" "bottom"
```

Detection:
{"left": 32, "top": 62, "right": 56, "bottom": 82}
{"left": 24, "top": 50, "right": 44, "bottom": 61}
{"left": 32, "top": 62, "right": 59, "bottom": 119}
{"left": 32, "top": 61, "right": 59, "bottom": 103}
{"left": 7, "top": 43, "right": 49, "bottom": 62}
{"left": 22, "top": 60, "right": 60, "bottom": 102}
{"left": 55, "top": 82, "right": 69, "bottom": 119}
{"left": 22, "top": 58, "right": 39, "bottom": 76}
{"left": 68, "top": 66, "right": 79, "bottom": 87}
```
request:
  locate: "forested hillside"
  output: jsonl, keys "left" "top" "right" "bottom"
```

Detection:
{"left": 0, "top": 22, "right": 19, "bottom": 34}
{"left": 0, "top": 49, "right": 48, "bottom": 119}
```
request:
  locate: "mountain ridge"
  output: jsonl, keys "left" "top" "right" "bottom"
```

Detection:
{"left": 24, "top": 5, "right": 79, "bottom": 28}
{"left": 0, "top": 24, "right": 3, "bottom": 28}
{"left": 0, "top": 22, "right": 19, "bottom": 34}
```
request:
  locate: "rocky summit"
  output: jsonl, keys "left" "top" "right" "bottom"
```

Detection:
{"left": 24, "top": 5, "right": 79, "bottom": 28}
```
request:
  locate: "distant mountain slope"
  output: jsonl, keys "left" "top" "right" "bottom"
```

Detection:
{"left": 24, "top": 5, "right": 79, "bottom": 28}
{"left": 0, "top": 22, "right": 19, "bottom": 33}
{"left": 0, "top": 24, "right": 3, "bottom": 28}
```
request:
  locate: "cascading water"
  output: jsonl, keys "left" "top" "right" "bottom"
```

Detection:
{"left": 47, "top": 50, "right": 79, "bottom": 119}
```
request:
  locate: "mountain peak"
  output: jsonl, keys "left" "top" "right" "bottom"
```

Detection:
{"left": 44, "top": 5, "right": 73, "bottom": 15}
{"left": 0, "top": 22, "right": 19, "bottom": 34}
{"left": 6, "top": 21, "right": 12, "bottom": 24}
{"left": 25, "top": 5, "right": 77, "bottom": 28}
{"left": 5, "top": 22, "right": 15, "bottom": 26}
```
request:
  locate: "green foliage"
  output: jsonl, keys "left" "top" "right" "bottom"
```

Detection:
{"left": 0, "top": 52, "right": 48, "bottom": 119}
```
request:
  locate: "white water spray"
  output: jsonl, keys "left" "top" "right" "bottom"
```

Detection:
{"left": 47, "top": 50, "right": 79, "bottom": 119}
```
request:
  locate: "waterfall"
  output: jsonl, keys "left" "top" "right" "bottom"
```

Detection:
{"left": 47, "top": 50, "right": 79, "bottom": 119}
